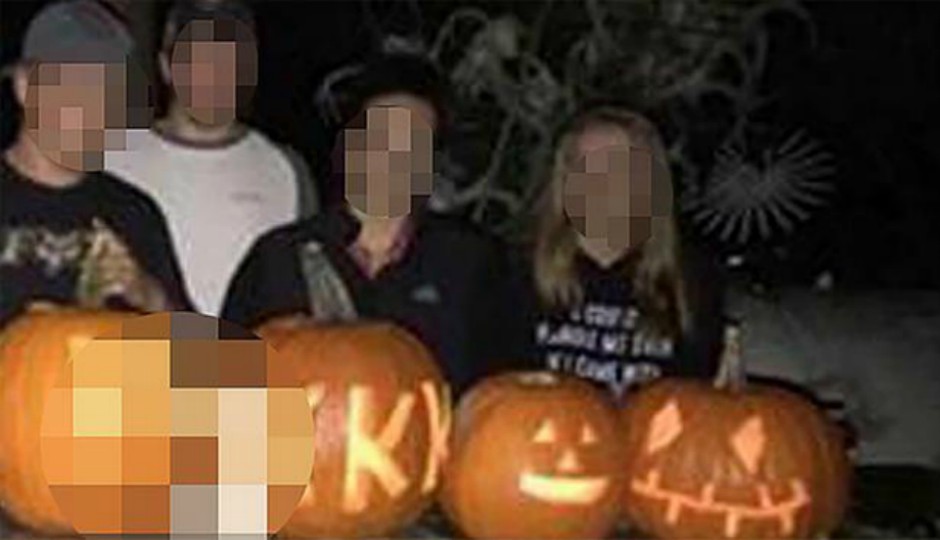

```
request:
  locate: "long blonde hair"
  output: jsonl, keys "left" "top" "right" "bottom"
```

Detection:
{"left": 533, "top": 107, "right": 692, "bottom": 337}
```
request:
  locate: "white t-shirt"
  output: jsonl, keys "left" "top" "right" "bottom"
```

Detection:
{"left": 106, "top": 128, "right": 315, "bottom": 316}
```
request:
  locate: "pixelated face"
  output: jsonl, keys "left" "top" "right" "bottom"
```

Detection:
{"left": 563, "top": 122, "right": 670, "bottom": 254}
{"left": 343, "top": 92, "right": 436, "bottom": 218}
{"left": 168, "top": 19, "right": 257, "bottom": 126}
{"left": 38, "top": 312, "right": 315, "bottom": 535}
{"left": 19, "top": 62, "right": 128, "bottom": 172}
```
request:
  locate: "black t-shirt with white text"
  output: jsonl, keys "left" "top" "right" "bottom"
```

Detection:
{"left": 511, "top": 247, "right": 725, "bottom": 399}
{"left": 0, "top": 158, "right": 192, "bottom": 327}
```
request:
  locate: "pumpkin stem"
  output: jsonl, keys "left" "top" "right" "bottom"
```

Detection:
{"left": 714, "top": 322, "right": 745, "bottom": 391}
{"left": 26, "top": 301, "right": 61, "bottom": 313}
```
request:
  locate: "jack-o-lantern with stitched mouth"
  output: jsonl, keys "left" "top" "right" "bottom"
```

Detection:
{"left": 440, "top": 371, "right": 624, "bottom": 540}
{"left": 619, "top": 325, "right": 852, "bottom": 539}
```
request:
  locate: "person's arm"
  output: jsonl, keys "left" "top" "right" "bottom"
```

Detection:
{"left": 115, "top": 195, "right": 193, "bottom": 312}
{"left": 280, "top": 143, "right": 319, "bottom": 219}
{"left": 675, "top": 242, "right": 728, "bottom": 378}
{"left": 220, "top": 230, "right": 310, "bottom": 329}
{"left": 467, "top": 234, "right": 535, "bottom": 379}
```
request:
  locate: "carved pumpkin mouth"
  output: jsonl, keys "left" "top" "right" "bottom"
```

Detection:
{"left": 631, "top": 469, "right": 810, "bottom": 538}
{"left": 519, "top": 470, "right": 610, "bottom": 505}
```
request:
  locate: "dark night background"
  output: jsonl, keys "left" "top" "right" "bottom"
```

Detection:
{"left": 2, "top": 2, "right": 940, "bottom": 534}
{"left": 2, "top": 0, "right": 939, "bottom": 289}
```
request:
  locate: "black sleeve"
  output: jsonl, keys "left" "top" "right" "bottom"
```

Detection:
{"left": 467, "top": 236, "right": 535, "bottom": 379}
{"left": 220, "top": 230, "right": 310, "bottom": 329}
{"left": 675, "top": 243, "right": 727, "bottom": 378}
{"left": 112, "top": 190, "right": 194, "bottom": 312}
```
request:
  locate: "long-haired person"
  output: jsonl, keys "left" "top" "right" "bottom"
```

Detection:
{"left": 512, "top": 105, "right": 725, "bottom": 399}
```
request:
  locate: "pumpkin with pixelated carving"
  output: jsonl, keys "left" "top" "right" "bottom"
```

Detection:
{"left": 264, "top": 322, "right": 451, "bottom": 539}
{"left": 440, "top": 371, "right": 624, "bottom": 540}
{"left": 619, "top": 325, "right": 852, "bottom": 539}
{"left": 0, "top": 304, "right": 132, "bottom": 535}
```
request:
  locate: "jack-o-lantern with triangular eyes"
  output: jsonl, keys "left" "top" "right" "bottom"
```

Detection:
{"left": 440, "top": 371, "right": 624, "bottom": 540}
{"left": 619, "top": 326, "right": 851, "bottom": 539}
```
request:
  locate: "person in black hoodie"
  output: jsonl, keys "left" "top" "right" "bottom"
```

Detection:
{"left": 221, "top": 55, "right": 514, "bottom": 395}
{"left": 507, "top": 106, "right": 725, "bottom": 400}
{"left": 0, "top": 0, "right": 192, "bottom": 328}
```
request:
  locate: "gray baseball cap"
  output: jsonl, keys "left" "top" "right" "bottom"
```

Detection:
{"left": 20, "top": 0, "right": 135, "bottom": 65}
{"left": 5, "top": 0, "right": 153, "bottom": 128}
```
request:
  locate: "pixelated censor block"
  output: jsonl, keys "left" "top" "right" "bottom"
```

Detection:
{"left": 39, "top": 312, "right": 314, "bottom": 535}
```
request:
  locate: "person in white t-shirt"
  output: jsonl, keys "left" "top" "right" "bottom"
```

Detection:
{"left": 105, "top": 0, "right": 317, "bottom": 316}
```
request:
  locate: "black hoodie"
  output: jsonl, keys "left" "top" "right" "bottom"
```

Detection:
{"left": 221, "top": 205, "right": 517, "bottom": 396}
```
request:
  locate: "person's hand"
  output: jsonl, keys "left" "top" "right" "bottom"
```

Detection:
{"left": 259, "top": 313, "right": 312, "bottom": 330}
{"left": 253, "top": 313, "right": 317, "bottom": 348}
{"left": 78, "top": 218, "right": 170, "bottom": 312}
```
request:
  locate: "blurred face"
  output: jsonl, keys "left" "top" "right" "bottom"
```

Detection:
{"left": 343, "top": 92, "right": 436, "bottom": 217}
{"left": 18, "top": 61, "right": 128, "bottom": 172}
{"left": 563, "top": 122, "right": 669, "bottom": 254}
{"left": 167, "top": 19, "right": 257, "bottom": 126}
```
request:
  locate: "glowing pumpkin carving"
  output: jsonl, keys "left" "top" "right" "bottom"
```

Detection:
{"left": 440, "top": 371, "right": 623, "bottom": 540}
{"left": 0, "top": 304, "right": 132, "bottom": 535}
{"left": 260, "top": 322, "right": 451, "bottom": 539}
{"left": 620, "top": 325, "right": 851, "bottom": 539}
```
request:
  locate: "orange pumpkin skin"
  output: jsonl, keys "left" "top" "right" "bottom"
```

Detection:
{"left": 0, "top": 306, "right": 132, "bottom": 535}
{"left": 255, "top": 314, "right": 309, "bottom": 347}
{"left": 619, "top": 378, "right": 852, "bottom": 540}
{"left": 440, "top": 371, "right": 625, "bottom": 540}
{"left": 270, "top": 323, "right": 451, "bottom": 539}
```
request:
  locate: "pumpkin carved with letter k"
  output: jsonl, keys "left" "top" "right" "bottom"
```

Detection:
{"left": 263, "top": 321, "right": 451, "bottom": 539}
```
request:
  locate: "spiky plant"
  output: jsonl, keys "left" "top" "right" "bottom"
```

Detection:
{"left": 683, "top": 129, "right": 836, "bottom": 244}
{"left": 314, "top": 0, "right": 834, "bottom": 245}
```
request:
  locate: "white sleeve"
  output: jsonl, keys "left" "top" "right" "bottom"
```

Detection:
{"left": 279, "top": 143, "right": 319, "bottom": 218}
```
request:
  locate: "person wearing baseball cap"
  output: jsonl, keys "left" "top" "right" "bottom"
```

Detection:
{"left": 3, "top": 0, "right": 144, "bottom": 171}
{"left": 0, "top": 0, "right": 192, "bottom": 328}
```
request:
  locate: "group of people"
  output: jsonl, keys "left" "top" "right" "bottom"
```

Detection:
{"left": 0, "top": 0, "right": 726, "bottom": 399}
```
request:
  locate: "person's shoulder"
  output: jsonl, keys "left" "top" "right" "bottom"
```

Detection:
{"left": 106, "top": 128, "right": 159, "bottom": 153}
{"left": 92, "top": 170, "right": 163, "bottom": 216}
{"left": 240, "top": 129, "right": 294, "bottom": 161}
{"left": 422, "top": 211, "right": 505, "bottom": 252}
{"left": 678, "top": 234, "right": 727, "bottom": 316}
{"left": 239, "top": 129, "right": 307, "bottom": 175}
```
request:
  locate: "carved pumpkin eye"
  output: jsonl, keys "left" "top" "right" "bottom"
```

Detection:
{"left": 645, "top": 399, "right": 683, "bottom": 454}
{"left": 731, "top": 415, "right": 766, "bottom": 474}
{"left": 581, "top": 423, "right": 599, "bottom": 445}
{"left": 533, "top": 420, "right": 557, "bottom": 444}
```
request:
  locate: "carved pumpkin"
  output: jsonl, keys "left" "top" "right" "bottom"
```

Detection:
{"left": 0, "top": 304, "right": 132, "bottom": 534}
{"left": 620, "top": 325, "right": 852, "bottom": 539}
{"left": 264, "top": 322, "right": 451, "bottom": 539}
{"left": 255, "top": 314, "right": 308, "bottom": 347}
{"left": 440, "top": 371, "right": 623, "bottom": 540}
